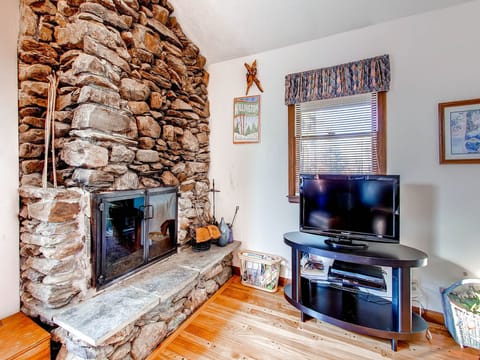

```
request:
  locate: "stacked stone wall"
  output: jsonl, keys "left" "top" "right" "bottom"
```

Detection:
{"left": 18, "top": 0, "right": 212, "bottom": 248}
{"left": 19, "top": 186, "right": 92, "bottom": 319}
{"left": 17, "top": 3, "right": 224, "bottom": 357}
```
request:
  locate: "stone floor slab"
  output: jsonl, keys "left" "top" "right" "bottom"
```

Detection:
{"left": 128, "top": 264, "right": 199, "bottom": 303}
{"left": 52, "top": 241, "right": 241, "bottom": 347}
{"left": 54, "top": 286, "right": 159, "bottom": 346}
{"left": 176, "top": 241, "right": 241, "bottom": 275}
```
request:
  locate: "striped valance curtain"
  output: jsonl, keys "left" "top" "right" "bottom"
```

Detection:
{"left": 284, "top": 54, "right": 390, "bottom": 105}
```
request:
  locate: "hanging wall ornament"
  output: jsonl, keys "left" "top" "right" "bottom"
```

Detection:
{"left": 245, "top": 59, "right": 264, "bottom": 95}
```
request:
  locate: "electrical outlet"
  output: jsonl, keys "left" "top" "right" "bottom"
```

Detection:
{"left": 411, "top": 279, "right": 419, "bottom": 297}
{"left": 411, "top": 279, "right": 418, "bottom": 291}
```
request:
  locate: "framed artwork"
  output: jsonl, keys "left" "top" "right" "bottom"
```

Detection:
{"left": 233, "top": 95, "right": 260, "bottom": 144}
{"left": 439, "top": 98, "right": 480, "bottom": 164}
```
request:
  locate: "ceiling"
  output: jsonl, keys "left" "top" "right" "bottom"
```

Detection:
{"left": 170, "top": 0, "right": 474, "bottom": 65}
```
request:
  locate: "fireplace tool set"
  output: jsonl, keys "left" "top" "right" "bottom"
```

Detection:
{"left": 190, "top": 180, "right": 239, "bottom": 251}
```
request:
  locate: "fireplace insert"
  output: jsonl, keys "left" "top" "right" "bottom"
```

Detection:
{"left": 91, "top": 187, "right": 178, "bottom": 288}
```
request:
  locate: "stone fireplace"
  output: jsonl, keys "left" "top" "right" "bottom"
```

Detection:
{"left": 17, "top": 1, "right": 238, "bottom": 359}
{"left": 19, "top": 0, "right": 212, "bottom": 303}
{"left": 19, "top": 0, "right": 212, "bottom": 241}
{"left": 19, "top": 185, "right": 239, "bottom": 360}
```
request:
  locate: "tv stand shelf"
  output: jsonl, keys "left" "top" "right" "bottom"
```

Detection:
{"left": 283, "top": 231, "right": 428, "bottom": 351}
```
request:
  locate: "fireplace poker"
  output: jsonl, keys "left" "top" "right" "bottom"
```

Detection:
{"left": 230, "top": 205, "right": 239, "bottom": 227}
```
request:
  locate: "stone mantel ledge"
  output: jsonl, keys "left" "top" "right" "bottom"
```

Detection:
{"left": 52, "top": 241, "right": 240, "bottom": 346}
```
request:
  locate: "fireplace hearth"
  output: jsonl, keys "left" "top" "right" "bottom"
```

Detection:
{"left": 19, "top": 185, "right": 238, "bottom": 360}
{"left": 92, "top": 187, "right": 178, "bottom": 288}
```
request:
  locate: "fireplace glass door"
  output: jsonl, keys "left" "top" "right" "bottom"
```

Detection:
{"left": 145, "top": 188, "right": 178, "bottom": 261}
{"left": 93, "top": 187, "right": 178, "bottom": 288}
{"left": 103, "top": 192, "right": 145, "bottom": 284}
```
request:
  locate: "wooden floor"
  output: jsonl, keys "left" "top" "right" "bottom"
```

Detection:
{"left": 148, "top": 276, "right": 480, "bottom": 360}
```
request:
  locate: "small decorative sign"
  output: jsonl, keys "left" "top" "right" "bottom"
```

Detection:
{"left": 439, "top": 98, "right": 480, "bottom": 164}
{"left": 233, "top": 95, "right": 260, "bottom": 144}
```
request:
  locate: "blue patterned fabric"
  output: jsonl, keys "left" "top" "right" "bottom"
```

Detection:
{"left": 284, "top": 54, "right": 390, "bottom": 105}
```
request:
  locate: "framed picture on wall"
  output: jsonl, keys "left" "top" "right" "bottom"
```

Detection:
{"left": 233, "top": 95, "right": 260, "bottom": 144}
{"left": 439, "top": 98, "right": 480, "bottom": 164}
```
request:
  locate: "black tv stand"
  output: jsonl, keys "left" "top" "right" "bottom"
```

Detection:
{"left": 283, "top": 231, "right": 428, "bottom": 351}
{"left": 324, "top": 238, "right": 368, "bottom": 250}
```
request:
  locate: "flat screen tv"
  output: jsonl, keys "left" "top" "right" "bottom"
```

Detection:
{"left": 299, "top": 174, "right": 400, "bottom": 249}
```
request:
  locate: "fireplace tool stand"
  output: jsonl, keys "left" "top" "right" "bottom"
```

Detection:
{"left": 209, "top": 179, "right": 220, "bottom": 225}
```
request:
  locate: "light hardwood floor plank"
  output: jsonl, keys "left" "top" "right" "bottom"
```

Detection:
{"left": 148, "top": 276, "right": 480, "bottom": 360}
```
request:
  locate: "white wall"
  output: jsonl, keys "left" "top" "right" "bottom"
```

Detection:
{"left": 0, "top": 0, "right": 19, "bottom": 318}
{"left": 208, "top": 0, "right": 480, "bottom": 312}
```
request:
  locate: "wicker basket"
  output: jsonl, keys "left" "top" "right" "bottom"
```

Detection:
{"left": 239, "top": 250, "right": 282, "bottom": 292}
{"left": 441, "top": 279, "right": 480, "bottom": 349}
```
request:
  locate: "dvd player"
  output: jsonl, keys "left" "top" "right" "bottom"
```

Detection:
{"left": 328, "top": 260, "right": 386, "bottom": 291}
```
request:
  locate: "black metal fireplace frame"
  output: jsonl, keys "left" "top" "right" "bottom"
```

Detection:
{"left": 91, "top": 187, "right": 179, "bottom": 289}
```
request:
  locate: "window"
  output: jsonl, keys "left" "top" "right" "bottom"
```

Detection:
{"left": 288, "top": 92, "right": 386, "bottom": 202}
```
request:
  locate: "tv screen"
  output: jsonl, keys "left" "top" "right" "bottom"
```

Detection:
{"left": 299, "top": 174, "right": 400, "bottom": 246}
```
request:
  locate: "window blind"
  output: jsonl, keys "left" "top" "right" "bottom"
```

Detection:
{"left": 294, "top": 93, "right": 379, "bottom": 195}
